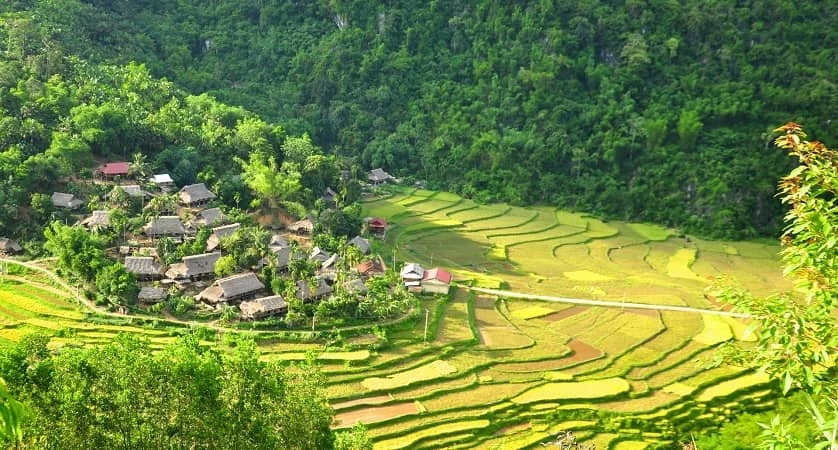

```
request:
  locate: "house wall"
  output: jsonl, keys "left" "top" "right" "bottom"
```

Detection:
{"left": 421, "top": 281, "right": 450, "bottom": 295}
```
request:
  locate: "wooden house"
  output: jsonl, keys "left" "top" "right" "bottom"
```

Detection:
{"left": 97, "top": 162, "right": 130, "bottom": 179}
{"left": 138, "top": 286, "right": 168, "bottom": 304}
{"left": 143, "top": 216, "right": 186, "bottom": 238}
{"left": 367, "top": 168, "right": 394, "bottom": 184}
{"left": 366, "top": 217, "right": 388, "bottom": 238}
{"left": 288, "top": 218, "right": 314, "bottom": 235}
{"left": 239, "top": 295, "right": 287, "bottom": 320}
{"left": 165, "top": 252, "right": 221, "bottom": 281}
{"left": 0, "top": 238, "right": 23, "bottom": 255}
{"left": 206, "top": 223, "right": 240, "bottom": 252}
{"left": 178, "top": 183, "right": 216, "bottom": 207}
{"left": 79, "top": 210, "right": 111, "bottom": 231}
{"left": 124, "top": 256, "right": 163, "bottom": 281}
{"left": 196, "top": 272, "right": 265, "bottom": 306}
{"left": 348, "top": 236, "right": 370, "bottom": 254}
{"left": 421, "top": 267, "right": 453, "bottom": 295}
{"left": 295, "top": 277, "right": 333, "bottom": 302}
{"left": 51, "top": 192, "right": 84, "bottom": 209}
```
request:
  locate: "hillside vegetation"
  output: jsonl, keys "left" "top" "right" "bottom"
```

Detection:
{"left": 3, "top": 0, "right": 836, "bottom": 237}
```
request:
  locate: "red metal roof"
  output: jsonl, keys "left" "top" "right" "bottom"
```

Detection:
{"left": 368, "top": 217, "right": 388, "bottom": 228}
{"left": 98, "top": 162, "right": 130, "bottom": 175}
{"left": 422, "top": 268, "right": 453, "bottom": 284}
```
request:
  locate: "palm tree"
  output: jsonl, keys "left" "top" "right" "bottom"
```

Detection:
{"left": 129, "top": 152, "right": 151, "bottom": 179}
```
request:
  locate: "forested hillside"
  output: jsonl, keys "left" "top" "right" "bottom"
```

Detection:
{"left": 2, "top": 0, "right": 837, "bottom": 237}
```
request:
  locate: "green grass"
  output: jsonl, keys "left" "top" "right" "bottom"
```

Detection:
{"left": 361, "top": 360, "right": 458, "bottom": 391}
{"left": 373, "top": 419, "right": 491, "bottom": 450}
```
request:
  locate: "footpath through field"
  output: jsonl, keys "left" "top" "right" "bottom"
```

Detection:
{"left": 469, "top": 287, "right": 751, "bottom": 318}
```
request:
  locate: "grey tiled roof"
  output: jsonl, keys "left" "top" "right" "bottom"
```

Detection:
{"left": 197, "top": 272, "right": 264, "bottom": 304}
{"left": 80, "top": 210, "right": 111, "bottom": 229}
{"left": 239, "top": 295, "right": 287, "bottom": 318}
{"left": 51, "top": 192, "right": 84, "bottom": 209}
{"left": 348, "top": 236, "right": 370, "bottom": 254}
{"left": 138, "top": 286, "right": 168, "bottom": 301}
{"left": 144, "top": 216, "right": 186, "bottom": 236}
{"left": 165, "top": 252, "right": 221, "bottom": 279}
{"left": 368, "top": 168, "right": 393, "bottom": 182}
{"left": 0, "top": 238, "right": 22, "bottom": 253}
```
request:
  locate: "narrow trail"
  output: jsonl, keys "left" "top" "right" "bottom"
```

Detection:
{"left": 0, "top": 257, "right": 413, "bottom": 335}
{"left": 469, "top": 287, "right": 751, "bottom": 318}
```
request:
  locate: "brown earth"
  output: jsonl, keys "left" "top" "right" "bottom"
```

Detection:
{"left": 333, "top": 401, "right": 419, "bottom": 428}
{"left": 331, "top": 394, "right": 392, "bottom": 411}
{"left": 494, "top": 339, "right": 602, "bottom": 373}
{"left": 541, "top": 305, "right": 589, "bottom": 321}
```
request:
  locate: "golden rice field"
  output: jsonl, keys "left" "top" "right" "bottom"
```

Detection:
{"left": 0, "top": 185, "right": 789, "bottom": 449}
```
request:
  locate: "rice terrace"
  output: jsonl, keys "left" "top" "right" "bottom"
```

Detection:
{"left": 0, "top": 185, "right": 789, "bottom": 449}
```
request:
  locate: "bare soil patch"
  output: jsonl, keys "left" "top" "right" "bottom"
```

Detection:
{"left": 494, "top": 422, "right": 531, "bottom": 436}
{"left": 331, "top": 394, "right": 392, "bottom": 410}
{"left": 542, "top": 305, "right": 589, "bottom": 321}
{"left": 495, "top": 339, "right": 601, "bottom": 372}
{"left": 474, "top": 295, "right": 496, "bottom": 309}
{"left": 333, "top": 401, "right": 419, "bottom": 428}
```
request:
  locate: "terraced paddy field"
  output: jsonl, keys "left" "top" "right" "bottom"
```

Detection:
{"left": 350, "top": 186, "right": 788, "bottom": 448}
{"left": 0, "top": 187, "right": 789, "bottom": 448}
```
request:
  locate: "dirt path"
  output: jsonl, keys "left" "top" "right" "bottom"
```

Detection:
{"left": 470, "top": 287, "right": 751, "bottom": 318}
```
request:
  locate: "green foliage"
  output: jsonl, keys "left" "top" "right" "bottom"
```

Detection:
{"left": 0, "top": 380, "right": 25, "bottom": 445}
{"left": 0, "top": 334, "right": 340, "bottom": 448}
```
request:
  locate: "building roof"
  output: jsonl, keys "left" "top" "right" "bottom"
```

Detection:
{"left": 197, "top": 272, "right": 265, "bottom": 304}
{"left": 118, "top": 184, "right": 149, "bottom": 198}
{"left": 239, "top": 295, "right": 287, "bottom": 318}
{"left": 51, "top": 192, "right": 84, "bottom": 209}
{"left": 422, "top": 267, "right": 453, "bottom": 284}
{"left": 178, "top": 183, "right": 216, "bottom": 205}
{"left": 0, "top": 238, "right": 23, "bottom": 253}
{"left": 355, "top": 259, "right": 385, "bottom": 277}
{"left": 309, "top": 246, "right": 331, "bottom": 263}
{"left": 348, "top": 236, "right": 370, "bottom": 254}
{"left": 344, "top": 278, "right": 367, "bottom": 295}
{"left": 400, "top": 262, "right": 425, "bottom": 279}
{"left": 124, "top": 256, "right": 163, "bottom": 276}
{"left": 79, "top": 210, "right": 111, "bottom": 229}
{"left": 144, "top": 216, "right": 186, "bottom": 236}
{"left": 196, "top": 207, "right": 225, "bottom": 226}
{"left": 367, "top": 217, "right": 388, "bottom": 228}
{"left": 269, "top": 234, "right": 289, "bottom": 248}
{"left": 166, "top": 252, "right": 221, "bottom": 279}
{"left": 137, "top": 286, "right": 168, "bottom": 302}
{"left": 323, "top": 187, "right": 338, "bottom": 202}
{"left": 368, "top": 168, "right": 393, "bottom": 183}
{"left": 296, "top": 278, "right": 332, "bottom": 301}
{"left": 321, "top": 253, "right": 339, "bottom": 270}
{"left": 98, "top": 162, "right": 130, "bottom": 176}
{"left": 288, "top": 218, "right": 314, "bottom": 233}
{"left": 206, "top": 223, "right": 240, "bottom": 251}
{"left": 152, "top": 174, "right": 174, "bottom": 184}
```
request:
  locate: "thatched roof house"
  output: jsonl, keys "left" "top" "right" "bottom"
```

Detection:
{"left": 206, "top": 223, "right": 240, "bottom": 252}
{"left": 117, "top": 185, "right": 149, "bottom": 198}
{"left": 348, "top": 236, "right": 370, "bottom": 254}
{"left": 124, "top": 256, "right": 163, "bottom": 280}
{"left": 355, "top": 259, "right": 386, "bottom": 278}
{"left": 239, "top": 295, "right": 287, "bottom": 320}
{"left": 321, "top": 253, "right": 339, "bottom": 271}
{"left": 344, "top": 278, "right": 368, "bottom": 295}
{"left": 322, "top": 187, "right": 338, "bottom": 204}
{"left": 195, "top": 207, "right": 225, "bottom": 227}
{"left": 137, "top": 286, "right": 168, "bottom": 303}
{"left": 51, "top": 192, "right": 84, "bottom": 209}
{"left": 288, "top": 218, "right": 314, "bottom": 234}
{"left": 0, "top": 238, "right": 23, "bottom": 254}
{"left": 79, "top": 210, "right": 111, "bottom": 230}
{"left": 143, "top": 216, "right": 186, "bottom": 237}
{"left": 178, "top": 183, "right": 216, "bottom": 206}
{"left": 368, "top": 168, "right": 394, "bottom": 184}
{"left": 165, "top": 252, "right": 221, "bottom": 280}
{"left": 196, "top": 272, "right": 264, "bottom": 305}
{"left": 309, "top": 247, "right": 331, "bottom": 263}
{"left": 295, "top": 277, "right": 332, "bottom": 302}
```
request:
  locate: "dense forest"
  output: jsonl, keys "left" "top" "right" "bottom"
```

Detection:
{"left": 3, "top": 0, "right": 835, "bottom": 237}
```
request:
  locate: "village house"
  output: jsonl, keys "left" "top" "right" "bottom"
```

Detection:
{"left": 367, "top": 168, "right": 395, "bottom": 184}
{"left": 137, "top": 286, "right": 168, "bottom": 304}
{"left": 0, "top": 237, "right": 23, "bottom": 255}
{"left": 322, "top": 187, "right": 338, "bottom": 205}
{"left": 239, "top": 295, "right": 288, "bottom": 320}
{"left": 344, "top": 278, "right": 368, "bottom": 295}
{"left": 97, "top": 162, "right": 130, "bottom": 179}
{"left": 288, "top": 218, "right": 314, "bottom": 235}
{"left": 269, "top": 234, "right": 289, "bottom": 250}
{"left": 143, "top": 216, "right": 186, "bottom": 239}
{"left": 295, "top": 277, "right": 332, "bottom": 302}
{"left": 355, "top": 258, "right": 385, "bottom": 278}
{"left": 196, "top": 272, "right": 265, "bottom": 306}
{"left": 366, "top": 217, "right": 388, "bottom": 238}
{"left": 400, "top": 262, "right": 424, "bottom": 290}
{"left": 421, "top": 267, "right": 453, "bottom": 295}
{"left": 348, "top": 236, "right": 370, "bottom": 254}
{"left": 321, "top": 253, "right": 339, "bottom": 271}
{"left": 195, "top": 207, "right": 225, "bottom": 227}
{"left": 206, "top": 223, "right": 240, "bottom": 252}
{"left": 178, "top": 183, "right": 216, "bottom": 207}
{"left": 309, "top": 247, "right": 331, "bottom": 264}
{"left": 124, "top": 256, "right": 163, "bottom": 281}
{"left": 51, "top": 192, "right": 84, "bottom": 209}
{"left": 79, "top": 210, "right": 111, "bottom": 231}
{"left": 165, "top": 252, "right": 221, "bottom": 281}
{"left": 151, "top": 174, "right": 174, "bottom": 189}
{"left": 117, "top": 184, "right": 150, "bottom": 198}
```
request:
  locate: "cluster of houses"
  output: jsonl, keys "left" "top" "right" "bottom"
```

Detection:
{"left": 399, "top": 263, "right": 453, "bottom": 295}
